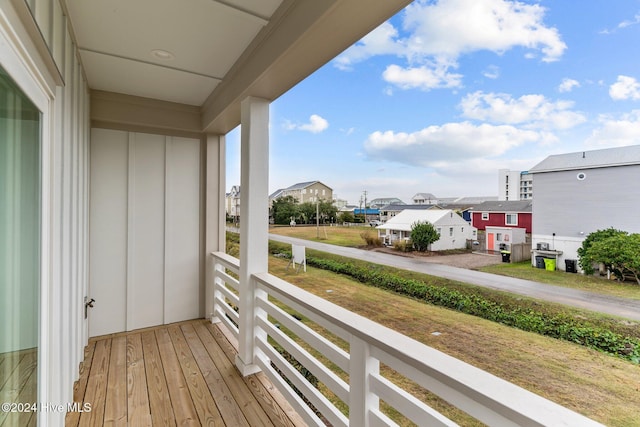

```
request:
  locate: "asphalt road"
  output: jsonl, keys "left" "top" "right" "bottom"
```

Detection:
{"left": 269, "top": 233, "right": 640, "bottom": 322}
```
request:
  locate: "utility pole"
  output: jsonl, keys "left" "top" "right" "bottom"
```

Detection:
{"left": 363, "top": 190, "right": 368, "bottom": 223}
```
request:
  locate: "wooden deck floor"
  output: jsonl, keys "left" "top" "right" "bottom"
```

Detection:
{"left": 0, "top": 348, "right": 38, "bottom": 427}
{"left": 66, "top": 319, "right": 306, "bottom": 427}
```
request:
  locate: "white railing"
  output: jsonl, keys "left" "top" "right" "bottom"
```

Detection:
{"left": 210, "top": 252, "right": 603, "bottom": 427}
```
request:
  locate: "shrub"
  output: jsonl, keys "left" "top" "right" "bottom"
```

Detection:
{"left": 303, "top": 255, "right": 640, "bottom": 363}
{"left": 586, "top": 233, "right": 640, "bottom": 285}
{"left": 410, "top": 221, "right": 440, "bottom": 252}
{"left": 577, "top": 228, "right": 626, "bottom": 274}
{"left": 393, "top": 239, "right": 412, "bottom": 252}
{"left": 360, "top": 230, "right": 382, "bottom": 247}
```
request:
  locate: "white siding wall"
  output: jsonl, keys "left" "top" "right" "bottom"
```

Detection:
{"left": 89, "top": 129, "right": 202, "bottom": 337}
{"left": 1, "top": 2, "right": 90, "bottom": 426}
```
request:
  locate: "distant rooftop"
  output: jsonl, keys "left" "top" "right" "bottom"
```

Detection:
{"left": 530, "top": 145, "right": 640, "bottom": 173}
{"left": 472, "top": 200, "right": 533, "bottom": 212}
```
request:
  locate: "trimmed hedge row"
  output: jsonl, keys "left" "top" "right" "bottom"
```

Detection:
{"left": 298, "top": 254, "right": 640, "bottom": 363}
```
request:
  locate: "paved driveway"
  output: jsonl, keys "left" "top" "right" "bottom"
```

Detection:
{"left": 269, "top": 233, "right": 640, "bottom": 322}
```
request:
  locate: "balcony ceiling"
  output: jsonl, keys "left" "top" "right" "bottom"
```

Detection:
{"left": 64, "top": 0, "right": 412, "bottom": 133}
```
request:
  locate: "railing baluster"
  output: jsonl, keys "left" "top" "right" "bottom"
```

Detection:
{"left": 349, "top": 336, "right": 379, "bottom": 427}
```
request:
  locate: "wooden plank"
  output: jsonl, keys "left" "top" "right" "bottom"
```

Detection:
{"left": 79, "top": 338, "right": 111, "bottom": 427}
{"left": 126, "top": 333, "right": 152, "bottom": 426}
{"left": 140, "top": 330, "right": 176, "bottom": 427}
{"left": 66, "top": 342, "right": 96, "bottom": 427}
{"left": 193, "top": 321, "right": 275, "bottom": 427}
{"left": 181, "top": 323, "right": 251, "bottom": 427}
{"left": 204, "top": 321, "right": 307, "bottom": 427}
{"left": 166, "top": 325, "right": 224, "bottom": 427}
{"left": 0, "top": 349, "right": 38, "bottom": 426}
{"left": 104, "top": 336, "right": 127, "bottom": 426}
{"left": 155, "top": 328, "right": 199, "bottom": 426}
{"left": 3, "top": 367, "right": 38, "bottom": 427}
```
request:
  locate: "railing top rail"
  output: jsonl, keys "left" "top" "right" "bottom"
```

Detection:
{"left": 252, "top": 271, "right": 603, "bottom": 427}
{"left": 211, "top": 251, "right": 240, "bottom": 270}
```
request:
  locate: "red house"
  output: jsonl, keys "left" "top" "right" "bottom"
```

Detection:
{"left": 471, "top": 201, "right": 533, "bottom": 233}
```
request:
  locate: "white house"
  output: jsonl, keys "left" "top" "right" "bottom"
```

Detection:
{"left": 529, "top": 145, "right": 640, "bottom": 271}
{"left": 377, "top": 209, "right": 477, "bottom": 251}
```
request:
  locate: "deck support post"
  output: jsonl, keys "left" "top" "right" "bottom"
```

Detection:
{"left": 236, "top": 96, "right": 269, "bottom": 376}
{"left": 205, "top": 133, "right": 226, "bottom": 322}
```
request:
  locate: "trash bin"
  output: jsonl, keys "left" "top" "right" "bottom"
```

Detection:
{"left": 565, "top": 259, "right": 577, "bottom": 273}
{"left": 501, "top": 251, "right": 511, "bottom": 263}
{"left": 544, "top": 258, "right": 556, "bottom": 271}
{"left": 535, "top": 255, "right": 545, "bottom": 269}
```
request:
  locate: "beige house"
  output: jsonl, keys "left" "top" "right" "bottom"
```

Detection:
{"left": 0, "top": 0, "right": 602, "bottom": 426}
{"left": 271, "top": 180, "right": 333, "bottom": 204}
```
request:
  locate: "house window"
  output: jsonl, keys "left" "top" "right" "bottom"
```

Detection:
{"left": 449, "top": 227, "right": 453, "bottom": 236}
{"left": 481, "top": 212, "right": 489, "bottom": 220}
{"left": 506, "top": 213, "right": 518, "bottom": 226}
{"left": 437, "top": 228, "right": 441, "bottom": 235}
{"left": 496, "top": 233, "right": 502, "bottom": 241}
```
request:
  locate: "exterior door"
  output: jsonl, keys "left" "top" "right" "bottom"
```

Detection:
{"left": 487, "top": 233, "right": 495, "bottom": 251}
{"left": 89, "top": 129, "right": 201, "bottom": 337}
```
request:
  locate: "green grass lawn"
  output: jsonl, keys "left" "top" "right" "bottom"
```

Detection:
{"left": 479, "top": 261, "right": 640, "bottom": 301}
{"left": 269, "top": 224, "right": 374, "bottom": 247}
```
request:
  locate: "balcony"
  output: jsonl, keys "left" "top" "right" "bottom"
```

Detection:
{"left": 65, "top": 319, "right": 303, "bottom": 427}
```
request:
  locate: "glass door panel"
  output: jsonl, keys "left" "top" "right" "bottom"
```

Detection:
{"left": 0, "top": 65, "right": 41, "bottom": 426}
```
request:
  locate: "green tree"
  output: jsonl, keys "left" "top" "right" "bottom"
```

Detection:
{"left": 410, "top": 221, "right": 440, "bottom": 252}
{"left": 585, "top": 233, "right": 640, "bottom": 284}
{"left": 338, "top": 211, "right": 354, "bottom": 224}
{"left": 271, "top": 196, "right": 299, "bottom": 225}
{"left": 577, "top": 228, "right": 627, "bottom": 274}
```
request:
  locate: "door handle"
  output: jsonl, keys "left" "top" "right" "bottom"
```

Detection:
{"left": 84, "top": 297, "right": 95, "bottom": 319}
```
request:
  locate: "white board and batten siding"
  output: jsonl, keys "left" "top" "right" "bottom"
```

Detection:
{"left": 90, "top": 128, "right": 201, "bottom": 337}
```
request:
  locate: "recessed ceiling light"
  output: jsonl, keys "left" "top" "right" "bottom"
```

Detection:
{"left": 151, "top": 49, "right": 175, "bottom": 60}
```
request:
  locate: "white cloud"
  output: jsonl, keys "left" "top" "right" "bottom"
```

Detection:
{"left": 401, "top": 0, "right": 566, "bottom": 62}
{"left": 363, "top": 122, "right": 543, "bottom": 168}
{"left": 284, "top": 114, "right": 329, "bottom": 133}
{"left": 585, "top": 110, "right": 640, "bottom": 147}
{"left": 482, "top": 65, "right": 500, "bottom": 79}
{"left": 382, "top": 63, "right": 463, "bottom": 91}
{"left": 334, "top": 0, "right": 566, "bottom": 91}
{"left": 600, "top": 13, "right": 640, "bottom": 34}
{"left": 558, "top": 78, "right": 580, "bottom": 93}
{"left": 333, "top": 22, "right": 403, "bottom": 71}
{"left": 459, "top": 91, "right": 586, "bottom": 130}
{"left": 609, "top": 75, "right": 640, "bottom": 100}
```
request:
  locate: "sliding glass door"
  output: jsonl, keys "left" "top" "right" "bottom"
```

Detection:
{"left": 0, "top": 65, "right": 41, "bottom": 425}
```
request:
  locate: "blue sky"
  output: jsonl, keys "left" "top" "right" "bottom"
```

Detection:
{"left": 227, "top": 0, "right": 640, "bottom": 205}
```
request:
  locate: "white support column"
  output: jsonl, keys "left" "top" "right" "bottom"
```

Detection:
{"left": 349, "top": 337, "right": 380, "bottom": 426}
{"left": 205, "top": 133, "right": 226, "bottom": 321}
{"left": 236, "top": 96, "right": 269, "bottom": 376}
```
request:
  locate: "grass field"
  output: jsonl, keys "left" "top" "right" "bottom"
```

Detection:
{"left": 480, "top": 261, "right": 640, "bottom": 301}
{"left": 227, "top": 234, "right": 640, "bottom": 426}
{"left": 269, "top": 224, "right": 374, "bottom": 247}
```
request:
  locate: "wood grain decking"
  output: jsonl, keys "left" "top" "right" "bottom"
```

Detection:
{"left": 66, "top": 319, "right": 306, "bottom": 427}
{"left": 0, "top": 348, "right": 38, "bottom": 427}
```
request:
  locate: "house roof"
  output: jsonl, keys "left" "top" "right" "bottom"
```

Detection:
{"left": 285, "top": 181, "right": 321, "bottom": 191}
{"left": 377, "top": 209, "right": 464, "bottom": 232}
{"left": 530, "top": 145, "right": 640, "bottom": 173}
{"left": 269, "top": 189, "right": 285, "bottom": 199}
{"left": 380, "top": 204, "right": 438, "bottom": 212}
{"left": 473, "top": 201, "right": 533, "bottom": 213}
{"left": 412, "top": 193, "right": 438, "bottom": 200}
{"left": 370, "top": 197, "right": 405, "bottom": 207}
